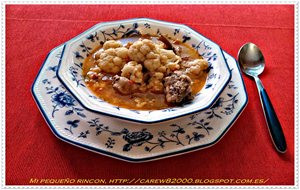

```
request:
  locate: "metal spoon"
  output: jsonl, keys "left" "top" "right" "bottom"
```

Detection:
{"left": 238, "top": 42, "right": 287, "bottom": 153}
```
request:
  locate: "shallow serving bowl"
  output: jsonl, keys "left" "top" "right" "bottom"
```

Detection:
{"left": 57, "top": 18, "right": 231, "bottom": 124}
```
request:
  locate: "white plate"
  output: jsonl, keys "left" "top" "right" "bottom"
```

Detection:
{"left": 31, "top": 45, "right": 247, "bottom": 162}
{"left": 56, "top": 18, "right": 231, "bottom": 123}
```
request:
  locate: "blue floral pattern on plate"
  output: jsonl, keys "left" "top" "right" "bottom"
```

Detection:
{"left": 31, "top": 45, "right": 247, "bottom": 162}
{"left": 56, "top": 18, "right": 231, "bottom": 124}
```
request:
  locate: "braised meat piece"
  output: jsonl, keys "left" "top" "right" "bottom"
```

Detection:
{"left": 164, "top": 71, "right": 193, "bottom": 104}
{"left": 112, "top": 75, "right": 138, "bottom": 95}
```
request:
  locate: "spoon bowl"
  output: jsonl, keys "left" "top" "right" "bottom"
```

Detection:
{"left": 237, "top": 42, "right": 287, "bottom": 153}
{"left": 238, "top": 43, "right": 265, "bottom": 77}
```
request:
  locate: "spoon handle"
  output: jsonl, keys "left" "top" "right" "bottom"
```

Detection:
{"left": 254, "top": 76, "right": 287, "bottom": 153}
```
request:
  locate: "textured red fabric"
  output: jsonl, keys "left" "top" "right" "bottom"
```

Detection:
{"left": 5, "top": 5, "right": 294, "bottom": 185}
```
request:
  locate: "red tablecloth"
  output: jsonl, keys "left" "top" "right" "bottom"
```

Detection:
{"left": 6, "top": 5, "right": 294, "bottom": 185}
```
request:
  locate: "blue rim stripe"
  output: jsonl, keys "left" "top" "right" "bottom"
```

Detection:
{"left": 31, "top": 45, "right": 248, "bottom": 162}
{"left": 56, "top": 18, "right": 232, "bottom": 124}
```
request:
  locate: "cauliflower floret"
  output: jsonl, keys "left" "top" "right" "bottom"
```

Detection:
{"left": 95, "top": 47, "right": 129, "bottom": 74}
{"left": 181, "top": 59, "right": 209, "bottom": 76}
{"left": 159, "top": 49, "right": 177, "bottom": 62}
{"left": 93, "top": 49, "right": 104, "bottom": 60}
{"left": 147, "top": 72, "right": 164, "bottom": 93}
{"left": 115, "top": 47, "right": 129, "bottom": 59}
{"left": 156, "top": 66, "right": 167, "bottom": 73}
{"left": 159, "top": 49, "right": 181, "bottom": 72}
{"left": 128, "top": 39, "right": 158, "bottom": 62}
{"left": 144, "top": 52, "right": 161, "bottom": 72}
{"left": 128, "top": 39, "right": 164, "bottom": 72}
{"left": 128, "top": 39, "right": 182, "bottom": 74}
{"left": 121, "top": 61, "right": 143, "bottom": 83}
{"left": 103, "top": 40, "right": 122, "bottom": 50}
